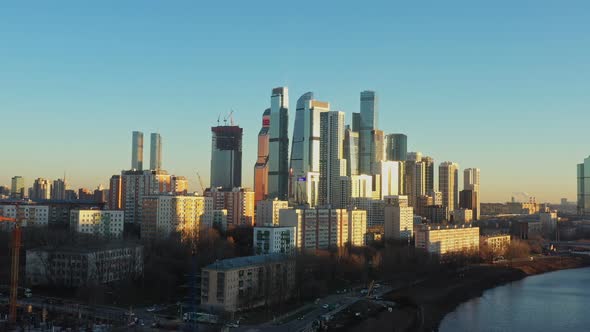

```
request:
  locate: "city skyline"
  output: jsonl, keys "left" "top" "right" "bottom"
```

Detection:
{"left": 2, "top": 2, "right": 589, "bottom": 202}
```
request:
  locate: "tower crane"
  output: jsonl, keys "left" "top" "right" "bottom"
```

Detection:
{"left": 196, "top": 172, "right": 206, "bottom": 194}
{"left": 0, "top": 211, "right": 22, "bottom": 324}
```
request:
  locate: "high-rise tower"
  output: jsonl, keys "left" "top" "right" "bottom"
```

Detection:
{"left": 359, "top": 90, "right": 378, "bottom": 174}
{"left": 319, "top": 111, "right": 347, "bottom": 208}
{"left": 386, "top": 134, "right": 408, "bottom": 161}
{"left": 132, "top": 131, "right": 144, "bottom": 171}
{"left": 268, "top": 87, "right": 289, "bottom": 200}
{"left": 150, "top": 133, "right": 162, "bottom": 170}
{"left": 439, "top": 162, "right": 460, "bottom": 211}
{"left": 210, "top": 125, "right": 243, "bottom": 189}
{"left": 578, "top": 156, "right": 590, "bottom": 215}
{"left": 254, "top": 109, "right": 271, "bottom": 202}
{"left": 464, "top": 168, "right": 481, "bottom": 219}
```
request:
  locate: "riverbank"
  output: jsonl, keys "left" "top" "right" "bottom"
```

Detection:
{"left": 340, "top": 256, "right": 590, "bottom": 332}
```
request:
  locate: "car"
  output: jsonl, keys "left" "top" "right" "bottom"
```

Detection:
{"left": 146, "top": 307, "right": 156, "bottom": 312}
{"left": 322, "top": 304, "right": 329, "bottom": 309}
{"left": 374, "top": 283, "right": 381, "bottom": 289}
{"left": 226, "top": 323, "right": 239, "bottom": 328}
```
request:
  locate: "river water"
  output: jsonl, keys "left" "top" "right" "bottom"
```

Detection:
{"left": 439, "top": 267, "right": 590, "bottom": 332}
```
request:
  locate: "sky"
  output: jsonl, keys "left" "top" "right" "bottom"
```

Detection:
{"left": 1, "top": 1, "right": 589, "bottom": 203}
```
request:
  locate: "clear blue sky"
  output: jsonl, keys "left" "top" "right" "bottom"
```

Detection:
{"left": 1, "top": 1, "right": 589, "bottom": 203}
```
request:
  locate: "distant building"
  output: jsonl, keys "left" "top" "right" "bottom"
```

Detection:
{"left": 384, "top": 205, "right": 414, "bottom": 241}
{"left": 268, "top": 87, "right": 290, "bottom": 200}
{"left": 371, "top": 161, "right": 401, "bottom": 199}
{"left": 464, "top": 168, "right": 481, "bottom": 219}
{"left": 11, "top": 176, "right": 25, "bottom": 199}
{"left": 255, "top": 199, "right": 289, "bottom": 226}
{"left": 359, "top": 90, "right": 379, "bottom": 174}
{"left": 132, "top": 131, "right": 144, "bottom": 171}
{"left": 141, "top": 195, "right": 205, "bottom": 241}
{"left": 424, "top": 205, "right": 450, "bottom": 223}
{"left": 453, "top": 209, "right": 473, "bottom": 223}
{"left": 253, "top": 226, "right": 296, "bottom": 255}
{"left": 51, "top": 178, "right": 67, "bottom": 200}
{"left": 350, "top": 197, "right": 385, "bottom": 228}
{"left": 205, "top": 187, "right": 255, "bottom": 228}
{"left": 415, "top": 224, "right": 479, "bottom": 256}
{"left": 210, "top": 125, "right": 243, "bottom": 189}
{"left": 511, "top": 221, "right": 543, "bottom": 240}
{"left": 540, "top": 210, "right": 558, "bottom": 235}
{"left": 31, "top": 178, "right": 51, "bottom": 201}
{"left": 385, "top": 134, "right": 407, "bottom": 162}
{"left": 200, "top": 254, "right": 295, "bottom": 312}
{"left": 577, "top": 156, "right": 590, "bottom": 215}
{"left": 171, "top": 176, "right": 188, "bottom": 195}
{"left": 202, "top": 209, "right": 228, "bottom": 231}
{"left": 254, "top": 109, "right": 271, "bottom": 202}
{"left": 150, "top": 132, "right": 162, "bottom": 170}
{"left": 26, "top": 243, "right": 143, "bottom": 287}
{"left": 439, "top": 162, "right": 459, "bottom": 211}
{"left": 319, "top": 111, "right": 347, "bottom": 208}
{"left": 70, "top": 210, "right": 124, "bottom": 238}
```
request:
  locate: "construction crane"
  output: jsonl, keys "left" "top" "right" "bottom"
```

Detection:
{"left": 0, "top": 213, "right": 21, "bottom": 324}
{"left": 196, "top": 172, "right": 206, "bottom": 195}
{"left": 223, "top": 110, "right": 235, "bottom": 126}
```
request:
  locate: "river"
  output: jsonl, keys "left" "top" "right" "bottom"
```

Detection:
{"left": 439, "top": 267, "right": 590, "bottom": 332}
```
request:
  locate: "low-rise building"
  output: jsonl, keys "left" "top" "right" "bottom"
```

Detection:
{"left": 26, "top": 243, "right": 143, "bottom": 287}
{"left": 511, "top": 220, "right": 543, "bottom": 240}
{"left": 481, "top": 234, "right": 511, "bottom": 254}
{"left": 200, "top": 254, "right": 295, "bottom": 312}
{"left": 253, "top": 226, "right": 296, "bottom": 255}
{"left": 415, "top": 224, "right": 480, "bottom": 256}
{"left": 70, "top": 210, "right": 124, "bottom": 238}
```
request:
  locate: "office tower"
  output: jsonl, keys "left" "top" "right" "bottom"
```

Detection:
{"left": 371, "top": 129, "right": 386, "bottom": 166}
{"left": 11, "top": 176, "right": 25, "bottom": 199}
{"left": 359, "top": 90, "right": 378, "bottom": 174}
{"left": 150, "top": 133, "right": 162, "bottom": 170}
{"left": 254, "top": 109, "right": 271, "bottom": 202}
{"left": 439, "top": 162, "right": 460, "bottom": 211}
{"left": 384, "top": 205, "right": 414, "bottom": 241}
{"left": 289, "top": 92, "right": 329, "bottom": 204}
{"left": 31, "top": 178, "right": 51, "bottom": 201}
{"left": 422, "top": 156, "right": 435, "bottom": 194}
{"left": 210, "top": 125, "right": 243, "bottom": 189}
{"left": 386, "top": 134, "right": 408, "bottom": 161}
{"left": 132, "top": 131, "right": 144, "bottom": 171}
{"left": 464, "top": 168, "right": 481, "bottom": 219}
{"left": 344, "top": 126, "right": 360, "bottom": 176}
{"left": 577, "top": 156, "right": 590, "bottom": 215}
{"left": 319, "top": 111, "right": 347, "bottom": 208}
{"left": 51, "top": 178, "right": 66, "bottom": 200}
{"left": 268, "top": 87, "right": 290, "bottom": 200}
{"left": 372, "top": 161, "right": 401, "bottom": 199}
{"left": 352, "top": 112, "right": 361, "bottom": 132}
{"left": 255, "top": 199, "right": 289, "bottom": 226}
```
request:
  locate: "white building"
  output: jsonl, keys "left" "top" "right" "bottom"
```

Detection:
{"left": 253, "top": 226, "right": 296, "bottom": 255}
{"left": 464, "top": 168, "right": 481, "bottom": 219}
{"left": 348, "top": 209, "right": 367, "bottom": 246}
{"left": 415, "top": 224, "right": 479, "bottom": 256}
{"left": 70, "top": 210, "right": 124, "bottom": 238}
{"left": 256, "top": 199, "right": 289, "bottom": 226}
{"left": 371, "top": 161, "right": 401, "bottom": 199}
{"left": 384, "top": 205, "right": 414, "bottom": 241}
{"left": 0, "top": 204, "right": 49, "bottom": 227}
{"left": 202, "top": 209, "right": 228, "bottom": 231}
{"left": 319, "top": 111, "right": 347, "bottom": 208}
{"left": 141, "top": 195, "right": 205, "bottom": 240}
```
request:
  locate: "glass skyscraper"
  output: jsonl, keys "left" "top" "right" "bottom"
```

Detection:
{"left": 268, "top": 87, "right": 289, "bottom": 200}
{"left": 578, "top": 156, "right": 590, "bottom": 215}
{"left": 132, "top": 131, "right": 144, "bottom": 171}
{"left": 359, "top": 90, "right": 379, "bottom": 174}
{"left": 150, "top": 133, "right": 162, "bottom": 170}
{"left": 386, "top": 133, "right": 408, "bottom": 161}
{"left": 210, "top": 125, "right": 243, "bottom": 189}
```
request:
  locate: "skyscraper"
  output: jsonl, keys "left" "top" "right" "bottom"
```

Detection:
{"left": 386, "top": 134, "right": 408, "bottom": 161}
{"left": 422, "top": 156, "right": 435, "bottom": 194}
{"left": 319, "top": 111, "right": 347, "bottom": 208}
{"left": 210, "top": 125, "right": 243, "bottom": 189}
{"left": 464, "top": 168, "right": 481, "bottom": 219}
{"left": 405, "top": 152, "right": 424, "bottom": 207}
{"left": 132, "top": 131, "right": 144, "bottom": 171}
{"left": 359, "top": 90, "right": 378, "bottom": 174}
{"left": 439, "top": 162, "right": 460, "bottom": 211}
{"left": 11, "top": 176, "right": 25, "bottom": 199}
{"left": 150, "top": 133, "right": 162, "bottom": 170}
{"left": 51, "top": 178, "right": 66, "bottom": 200}
{"left": 31, "top": 178, "right": 51, "bottom": 201}
{"left": 254, "top": 109, "right": 271, "bottom": 202}
{"left": 344, "top": 126, "right": 359, "bottom": 177}
{"left": 268, "top": 87, "right": 290, "bottom": 200}
{"left": 577, "top": 156, "right": 590, "bottom": 215}
{"left": 371, "top": 161, "right": 401, "bottom": 199}
{"left": 352, "top": 112, "right": 361, "bottom": 132}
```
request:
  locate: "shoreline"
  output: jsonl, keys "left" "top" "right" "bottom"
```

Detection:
{"left": 342, "top": 256, "right": 590, "bottom": 332}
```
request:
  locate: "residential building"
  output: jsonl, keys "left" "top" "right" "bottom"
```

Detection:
{"left": 70, "top": 210, "right": 124, "bottom": 238}
{"left": 319, "top": 111, "right": 347, "bottom": 208}
{"left": 459, "top": 189, "right": 478, "bottom": 219}
{"left": 119, "top": 169, "right": 172, "bottom": 224}
{"left": 511, "top": 221, "right": 543, "bottom": 240}
{"left": 11, "top": 176, "right": 25, "bottom": 199}
{"left": 344, "top": 126, "right": 359, "bottom": 176}
{"left": 425, "top": 205, "right": 450, "bottom": 223}
{"left": 202, "top": 209, "right": 228, "bottom": 231}
{"left": 350, "top": 197, "right": 385, "bottom": 228}
{"left": 348, "top": 209, "right": 368, "bottom": 246}
{"left": 439, "top": 162, "right": 459, "bottom": 211}
{"left": 481, "top": 235, "right": 511, "bottom": 254}
{"left": 150, "top": 132, "right": 162, "bottom": 170}
{"left": 171, "top": 176, "right": 188, "bottom": 195}
{"left": 453, "top": 209, "right": 473, "bottom": 223}
{"left": 51, "top": 178, "right": 67, "bottom": 200}
{"left": 141, "top": 195, "right": 205, "bottom": 241}
{"left": 31, "top": 178, "right": 51, "bottom": 201}
{"left": 0, "top": 204, "right": 49, "bottom": 227}
{"left": 268, "top": 87, "right": 290, "bottom": 200}
{"left": 205, "top": 187, "right": 255, "bottom": 228}
{"left": 415, "top": 224, "right": 480, "bottom": 256}
{"left": 254, "top": 109, "right": 271, "bottom": 202}
{"left": 386, "top": 134, "right": 407, "bottom": 161}
{"left": 108, "top": 175, "right": 122, "bottom": 209}
{"left": 26, "top": 243, "right": 143, "bottom": 287}
{"left": 253, "top": 226, "right": 296, "bottom": 255}
{"left": 578, "top": 156, "right": 590, "bottom": 215}
{"left": 384, "top": 205, "right": 414, "bottom": 241}
{"left": 210, "top": 125, "right": 243, "bottom": 189}
{"left": 422, "top": 156, "right": 435, "bottom": 194}
{"left": 132, "top": 131, "right": 144, "bottom": 171}
{"left": 256, "top": 199, "right": 289, "bottom": 226}
{"left": 200, "top": 254, "right": 295, "bottom": 312}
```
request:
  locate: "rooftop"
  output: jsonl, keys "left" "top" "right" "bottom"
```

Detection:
{"left": 204, "top": 254, "right": 289, "bottom": 271}
{"left": 28, "top": 242, "right": 143, "bottom": 254}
